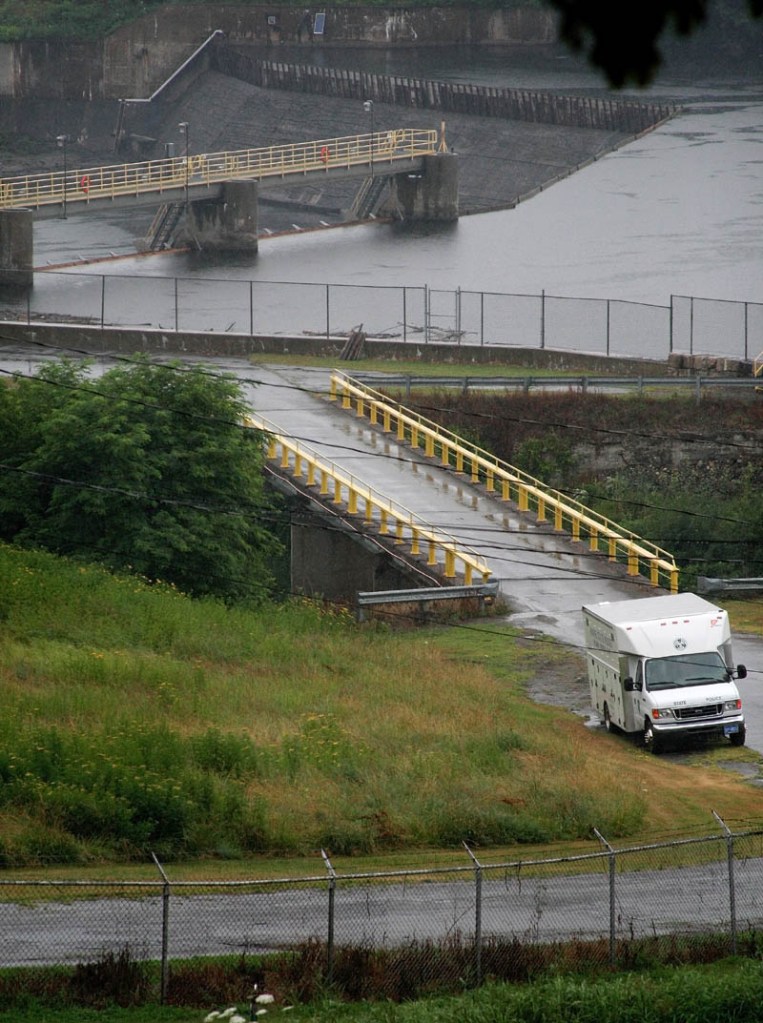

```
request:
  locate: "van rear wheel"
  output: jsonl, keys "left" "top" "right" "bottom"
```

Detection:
{"left": 643, "top": 718, "right": 662, "bottom": 754}
{"left": 603, "top": 704, "right": 617, "bottom": 734}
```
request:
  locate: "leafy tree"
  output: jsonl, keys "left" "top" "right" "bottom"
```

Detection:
{"left": 0, "top": 357, "right": 282, "bottom": 603}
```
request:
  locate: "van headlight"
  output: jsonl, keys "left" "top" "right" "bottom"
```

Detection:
{"left": 651, "top": 708, "right": 674, "bottom": 720}
{"left": 724, "top": 699, "right": 742, "bottom": 712}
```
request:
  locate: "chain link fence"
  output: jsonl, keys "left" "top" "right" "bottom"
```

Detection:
{"left": 3, "top": 271, "right": 761, "bottom": 363}
{"left": 3, "top": 824, "right": 763, "bottom": 1001}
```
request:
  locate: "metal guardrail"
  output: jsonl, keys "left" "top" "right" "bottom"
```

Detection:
{"left": 245, "top": 412, "right": 492, "bottom": 585}
{"left": 0, "top": 128, "right": 437, "bottom": 212}
{"left": 330, "top": 371, "right": 680, "bottom": 593}
{"left": 698, "top": 577, "right": 763, "bottom": 595}
{"left": 356, "top": 582, "right": 499, "bottom": 621}
{"left": 352, "top": 374, "right": 763, "bottom": 397}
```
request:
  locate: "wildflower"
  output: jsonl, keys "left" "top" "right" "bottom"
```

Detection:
{"left": 204, "top": 1014, "right": 220, "bottom": 1022}
{"left": 256, "top": 994, "right": 276, "bottom": 1005}
{"left": 256, "top": 1011, "right": 268, "bottom": 1017}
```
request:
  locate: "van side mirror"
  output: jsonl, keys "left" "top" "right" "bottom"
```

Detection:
{"left": 624, "top": 676, "right": 641, "bottom": 692}
{"left": 736, "top": 665, "right": 747, "bottom": 680}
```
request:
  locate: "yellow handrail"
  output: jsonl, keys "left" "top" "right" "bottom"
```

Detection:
{"left": 0, "top": 129, "right": 438, "bottom": 211}
{"left": 329, "top": 371, "right": 680, "bottom": 593}
{"left": 245, "top": 413, "right": 492, "bottom": 586}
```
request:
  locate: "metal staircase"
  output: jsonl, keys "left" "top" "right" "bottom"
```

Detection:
{"left": 144, "top": 202, "right": 186, "bottom": 251}
{"left": 349, "top": 176, "right": 388, "bottom": 220}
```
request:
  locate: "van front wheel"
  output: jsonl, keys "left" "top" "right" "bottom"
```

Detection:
{"left": 643, "top": 718, "right": 662, "bottom": 754}
{"left": 729, "top": 726, "right": 746, "bottom": 747}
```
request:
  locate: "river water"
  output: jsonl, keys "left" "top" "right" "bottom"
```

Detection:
{"left": 25, "top": 47, "right": 763, "bottom": 326}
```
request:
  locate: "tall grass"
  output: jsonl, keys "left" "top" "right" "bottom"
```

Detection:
{"left": 2, "top": 542, "right": 762, "bottom": 867}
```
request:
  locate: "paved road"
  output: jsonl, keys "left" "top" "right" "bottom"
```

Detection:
{"left": 4, "top": 849, "right": 763, "bottom": 966}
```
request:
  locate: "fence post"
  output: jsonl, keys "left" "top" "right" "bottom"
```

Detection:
{"left": 540, "top": 289, "right": 545, "bottom": 349}
{"left": 321, "top": 848, "right": 336, "bottom": 985}
{"left": 464, "top": 843, "right": 483, "bottom": 987}
{"left": 403, "top": 286, "right": 407, "bottom": 343}
{"left": 593, "top": 828, "right": 616, "bottom": 967}
{"left": 100, "top": 275, "right": 106, "bottom": 329}
{"left": 480, "top": 291, "right": 484, "bottom": 346}
{"left": 713, "top": 811, "right": 737, "bottom": 954}
{"left": 249, "top": 280, "right": 254, "bottom": 336}
{"left": 606, "top": 298, "right": 610, "bottom": 357}
{"left": 326, "top": 284, "right": 330, "bottom": 342}
{"left": 174, "top": 277, "right": 179, "bottom": 333}
{"left": 669, "top": 295, "right": 674, "bottom": 355}
{"left": 151, "top": 852, "right": 171, "bottom": 1004}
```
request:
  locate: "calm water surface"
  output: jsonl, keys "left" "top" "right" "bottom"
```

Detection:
{"left": 30, "top": 49, "right": 763, "bottom": 312}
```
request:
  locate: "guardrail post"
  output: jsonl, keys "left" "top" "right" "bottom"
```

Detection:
{"left": 593, "top": 829, "right": 616, "bottom": 967}
{"left": 321, "top": 849, "right": 336, "bottom": 985}
{"left": 464, "top": 843, "right": 483, "bottom": 986}
{"left": 151, "top": 852, "right": 171, "bottom": 1004}
{"left": 713, "top": 811, "right": 737, "bottom": 955}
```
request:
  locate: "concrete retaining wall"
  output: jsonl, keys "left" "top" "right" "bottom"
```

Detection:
{"left": 0, "top": 319, "right": 674, "bottom": 376}
{"left": 0, "top": 4, "right": 558, "bottom": 100}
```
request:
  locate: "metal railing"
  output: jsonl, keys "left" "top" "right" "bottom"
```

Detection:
{"left": 2, "top": 820, "right": 762, "bottom": 999}
{"left": 0, "top": 129, "right": 437, "bottom": 211}
{"left": 246, "top": 411, "right": 492, "bottom": 585}
{"left": 329, "top": 371, "right": 680, "bottom": 592}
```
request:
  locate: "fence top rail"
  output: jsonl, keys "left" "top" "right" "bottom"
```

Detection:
{"left": 1, "top": 828, "right": 760, "bottom": 891}
{"left": 246, "top": 411, "right": 492, "bottom": 580}
{"left": 331, "top": 371, "right": 678, "bottom": 576}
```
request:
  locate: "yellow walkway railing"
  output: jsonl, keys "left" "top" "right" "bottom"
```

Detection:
{"left": 329, "top": 371, "right": 680, "bottom": 593}
{"left": 755, "top": 350, "right": 763, "bottom": 392}
{"left": 246, "top": 412, "right": 492, "bottom": 586}
{"left": 0, "top": 129, "right": 438, "bottom": 212}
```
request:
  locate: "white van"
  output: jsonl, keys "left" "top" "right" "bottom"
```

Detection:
{"left": 583, "top": 593, "right": 747, "bottom": 753}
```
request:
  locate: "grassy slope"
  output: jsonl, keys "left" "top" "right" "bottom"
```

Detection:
{"left": 1, "top": 541, "right": 762, "bottom": 874}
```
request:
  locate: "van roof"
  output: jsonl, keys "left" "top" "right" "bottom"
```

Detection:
{"left": 582, "top": 593, "right": 724, "bottom": 626}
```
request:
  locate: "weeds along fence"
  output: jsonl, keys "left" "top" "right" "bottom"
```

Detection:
{"left": 3, "top": 272, "right": 762, "bottom": 364}
{"left": 3, "top": 824, "right": 763, "bottom": 1001}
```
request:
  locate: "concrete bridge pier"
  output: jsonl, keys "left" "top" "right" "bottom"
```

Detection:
{"left": 183, "top": 179, "right": 259, "bottom": 252}
{"left": 390, "top": 151, "right": 459, "bottom": 222}
{"left": 0, "top": 208, "right": 34, "bottom": 291}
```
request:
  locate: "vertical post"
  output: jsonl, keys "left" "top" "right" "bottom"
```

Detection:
{"left": 456, "top": 286, "right": 461, "bottom": 343}
{"left": 100, "top": 275, "right": 106, "bottom": 328}
{"left": 606, "top": 298, "right": 611, "bottom": 356}
{"left": 151, "top": 852, "right": 171, "bottom": 1004}
{"left": 594, "top": 828, "right": 616, "bottom": 967}
{"left": 321, "top": 849, "right": 336, "bottom": 985}
{"left": 424, "top": 283, "right": 429, "bottom": 343}
{"left": 464, "top": 843, "right": 483, "bottom": 986}
{"left": 689, "top": 295, "right": 694, "bottom": 355}
{"left": 540, "top": 289, "right": 545, "bottom": 349}
{"left": 402, "top": 287, "right": 407, "bottom": 343}
{"left": 669, "top": 295, "right": 674, "bottom": 355}
{"left": 480, "top": 291, "right": 484, "bottom": 346}
{"left": 56, "top": 135, "right": 69, "bottom": 220}
{"left": 713, "top": 810, "right": 737, "bottom": 955}
{"left": 744, "top": 301, "right": 749, "bottom": 361}
{"left": 174, "top": 277, "right": 179, "bottom": 332}
{"left": 326, "top": 283, "right": 330, "bottom": 342}
{"left": 249, "top": 280, "right": 254, "bottom": 336}
{"left": 178, "top": 122, "right": 190, "bottom": 210}
{"left": 363, "top": 100, "right": 375, "bottom": 178}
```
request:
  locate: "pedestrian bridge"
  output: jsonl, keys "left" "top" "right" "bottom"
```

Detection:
{"left": 250, "top": 368, "right": 680, "bottom": 602}
{"left": 0, "top": 128, "right": 439, "bottom": 218}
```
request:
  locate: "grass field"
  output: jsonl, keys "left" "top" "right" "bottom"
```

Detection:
{"left": 1, "top": 541, "right": 761, "bottom": 874}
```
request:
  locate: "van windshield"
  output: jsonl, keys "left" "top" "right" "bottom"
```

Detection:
{"left": 645, "top": 652, "right": 729, "bottom": 691}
